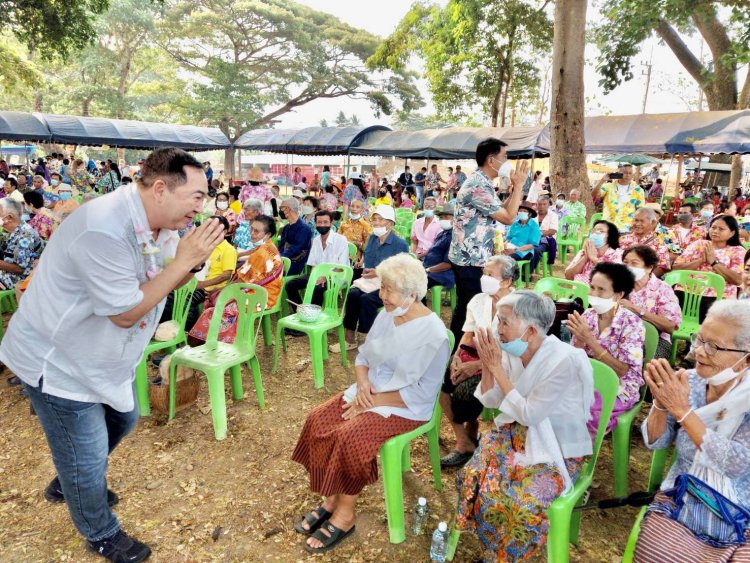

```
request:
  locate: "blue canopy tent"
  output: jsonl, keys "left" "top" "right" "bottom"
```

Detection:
{"left": 0, "top": 111, "right": 51, "bottom": 143}
{"left": 0, "top": 144, "right": 38, "bottom": 157}
{"left": 234, "top": 125, "right": 391, "bottom": 155}
{"left": 36, "top": 113, "right": 231, "bottom": 150}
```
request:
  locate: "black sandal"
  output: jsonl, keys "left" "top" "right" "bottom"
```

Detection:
{"left": 440, "top": 450, "right": 474, "bottom": 468}
{"left": 303, "top": 521, "right": 356, "bottom": 553}
{"left": 294, "top": 506, "right": 332, "bottom": 535}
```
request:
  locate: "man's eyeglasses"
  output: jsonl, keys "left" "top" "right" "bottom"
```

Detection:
{"left": 691, "top": 334, "right": 749, "bottom": 357}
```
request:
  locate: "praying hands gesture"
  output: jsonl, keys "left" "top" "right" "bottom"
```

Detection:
{"left": 566, "top": 311, "right": 595, "bottom": 349}
{"left": 475, "top": 327, "right": 510, "bottom": 394}
{"left": 644, "top": 359, "right": 691, "bottom": 417}
{"left": 703, "top": 242, "right": 716, "bottom": 266}
{"left": 583, "top": 239, "right": 599, "bottom": 263}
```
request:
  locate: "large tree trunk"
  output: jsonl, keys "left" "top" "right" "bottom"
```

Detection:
{"left": 549, "top": 0, "right": 592, "bottom": 213}
{"left": 224, "top": 149, "right": 234, "bottom": 183}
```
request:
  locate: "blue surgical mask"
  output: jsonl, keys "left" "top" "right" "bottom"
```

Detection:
{"left": 701, "top": 210, "right": 713, "bottom": 220}
{"left": 423, "top": 209, "right": 434, "bottom": 218}
{"left": 60, "top": 192, "right": 72, "bottom": 200}
{"left": 498, "top": 327, "right": 530, "bottom": 357}
{"left": 21, "top": 214, "right": 30, "bottom": 222}
{"left": 589, "top": 232, "right": 606, "bottom": 248}
{"left": 517, "top": 212, "right": 529, "bottom": 222}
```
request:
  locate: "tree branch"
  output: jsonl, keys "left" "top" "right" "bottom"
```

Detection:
{"left": 654, "top": 19, "right": 708, "bottom": 86}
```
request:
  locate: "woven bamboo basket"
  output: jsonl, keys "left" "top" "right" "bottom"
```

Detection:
{"left": 148, "top": 355, "right": 200, "bottom": 414}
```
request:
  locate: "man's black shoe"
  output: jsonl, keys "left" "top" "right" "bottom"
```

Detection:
{"left": 45, "top": 477, "right": 119, "bottom": 507}
{"left": 88, "top": 529, "right": 151, "bottom": 562}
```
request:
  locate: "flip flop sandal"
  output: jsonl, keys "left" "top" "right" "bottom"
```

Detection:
{"left": 303, "top": 521, "right": 356, "bottom": 554}
{"left": 440, "top": 451, "right": 474, "bottom": 468}
{"left": 294, "top": 506, "right": 332, "bottom": 535}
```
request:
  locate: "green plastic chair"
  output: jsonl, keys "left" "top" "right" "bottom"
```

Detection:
{"left": 514, "top": 259, "right": 532, "bottom": 288}
{"left": 259, "top": 257, "right": 291, "bottom": 346}
{"left": 533, "top": 277, "right": 590, "bottom": 308}
{"left": 348, "top": 242, "right": 357, "bottom": 261}
{"left": 134, "top": 277, "right": 197, "bottom": 416}
{"left": 447, "top": 359, "right": 618, "bottom": 562}
{"left": 368, "top": 197, "right": 376, "bottom": 206}
{"left": 379, "top": 331, "right": 454, "bottom": 544}
{"left": 611, "top": 320, "right": 658, "bottom": 496}
{"left": 0, "top": 288, "right": 17, "bottom": 314}
{"left": 534, "top": 251, "right": 551, "bottom": 278}
{"left": 428, "top": 285, "right": 457, "bottom": 315}
{"left": 272, "top": 264, "right": 353, "bottom": 388}
{"left": 621, "top": 447, "right": 674, "bottom": 562}
{"left": 662, "top": 270, "right": 725, "bottom": 365}
{"left": 168, "top": 283, "right": 267, "bottom": 441}
{"left": 587, "top": 212, "right": 603, "bottom": 234}
{"left": 557, "top": 216, "right": 587, "bottom": 265}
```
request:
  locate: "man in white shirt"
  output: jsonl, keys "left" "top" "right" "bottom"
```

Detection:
{"left": 534, "top": 196, "right": 559, "bottom": 268}
{"left": 285, "top": 210, "right": 350, "bottom": 319}
{"left": 348, "top": 166, "right": 361, "bottom": 180}
{"left": 0, "top": 148, "right": 224, "bottom": 562}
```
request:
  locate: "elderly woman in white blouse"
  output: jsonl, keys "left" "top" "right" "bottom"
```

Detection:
{"left": 634, "top": 300, "right": 750, "bottom": 562}
{"left": 292, "top": 253, "right": 450, "bottom": 554}
{"left": 455, "top": 290, "right": 594, "bottom": 562}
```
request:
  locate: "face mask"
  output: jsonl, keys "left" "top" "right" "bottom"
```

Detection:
{"left": 50, "top": 179, "right": 59, "bottom": 187}
{"left": 21, "top": 214, "right": 30, "bottom": 222}
{"left": 701, "top": 210, "right": 713, "bottom": 220}
{"left": 589, "top": 232, "right": 606, "bottom": 248}
{"left": 488, "top": 156, "right": 504, "bottom": 175}
{"left": 60, "top": 192, "right": 72, "bottom": 200}
{"left": 704, "top": 354, "right": 749, "bottom": 386}
{"left": 627, "top": 266, "right": 647, "bottom": 281}
{"left": 300, "top": 205, "right": 314, "bottom": 215}
{"left": 248, "top": 238, "right": 265, "bottom": 250}
{"left": 315, "top": 226, "right": 331, "bottom": 236}
{"left": 499, "top": 326, "right": 529, "bottom": 357}
{"left": 373, "top": 226, "right": 387, "bottom": 237}
{"left": 556, "top": 199, "right": 564, "bottom": 208}
{"left": 588, "top": 295, "right": 616, "bottom": 314}
{"left": 439, "top": 219, "right": 452, "bottom": 230}
{"left": 216, "top": 201, "right": 228, "bottom": 210}
{"left": 517, "top": 212, "right": 529, "bottom": 222}
{"left": 677, "top": 213, "right": 692, "bottom": 225}
{"left": 480, "top": 275, "right": 501, "bottom": 295}
{"left": 423, "top": 209, "right": 434, "bottom": 218}
{"left": 379, "top": 191, "right": 386, "bottom": 197}
{"left": 388, "top": 296, "right": 413, "bottom": 318}
{"left": 349, "top": 213, "right": 361, "bottom": 220}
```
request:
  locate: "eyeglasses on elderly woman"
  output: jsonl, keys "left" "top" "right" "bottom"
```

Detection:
{"left": 691, "top": 333, "right": 750, "bottom": 357}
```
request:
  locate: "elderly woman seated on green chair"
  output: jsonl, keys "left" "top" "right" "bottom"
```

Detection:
{"left": 291, "top": 254, "right": 450, "bottom": 554}
{"left": 634, "top": 300, "right": 750, "bottom": 562}
{"left": 455, "top": 290, "right": 594, "bottom": 562}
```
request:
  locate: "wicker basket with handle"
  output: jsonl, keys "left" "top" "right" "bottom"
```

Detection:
{"left": 148, "top": 354, "right": 200, "bottom": 414}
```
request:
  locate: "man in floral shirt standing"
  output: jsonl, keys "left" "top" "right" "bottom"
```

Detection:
{"left": 448, "top": 138, "right": 527, "bottom": 344}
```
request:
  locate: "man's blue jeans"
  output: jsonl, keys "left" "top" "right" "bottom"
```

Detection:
{"left": 23, "top": 381, "right": 138, "bottom": 542}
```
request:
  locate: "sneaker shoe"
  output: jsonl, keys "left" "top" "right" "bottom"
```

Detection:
{"left": 88, "top": 529, "right": 151, "bottom": 562}
{"left": 328, "top": 342, "right": 358, "bottom": 354}
{"left": 45, "top": 477, "right": 119, "bottom": 507}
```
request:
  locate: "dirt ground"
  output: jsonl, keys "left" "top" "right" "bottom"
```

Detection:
{"left": 0, "top": 303, "right": 651, "bottom": 563}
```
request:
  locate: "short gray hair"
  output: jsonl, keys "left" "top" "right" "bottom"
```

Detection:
{"left": 281, "top": 197, "right": 300, "bottom": 213}
{"left": 33, "top": 175, "right": 44, "bottom": 183}
{"left": 423, "top": 196, "right": 437, "bottom": 207}
{"left": 636, "top": 207, "right": 658, "bottom": 222}
{"left": 498, "top": 290, "right": 555, "bottom": 333}
{"left": 376, "top": 253, "right": 428, "bottom": 300}
{"left": 706, "top": 300, "right": 750, "bottom": 351}
{"left": 243, "top": 198, "right": 264, "bottom": 213}
{"left": 486, "top": 255, "right": 519, "bottom": 283}
{"left": 0, "top": 198, "right": 23, "bottom": 219}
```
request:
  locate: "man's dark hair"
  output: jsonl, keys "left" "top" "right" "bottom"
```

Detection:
{"left": 138, "top": 148, "right": 204, "bottom": 191}
{"left": 229, "top": 186, "right": 240, "bottom": 199}
{"left": 50, "top": 172, "right": 61, "bottom": 180}
{"left": 5, "top": 177, "right": 18, "bottom": 190}
{"left": 23, "top": 190, "right": 43, "bottom": 209}
{"left": 303, "top": 195, "right": 320, "bottom": 209}
{"left": 475, "top": 137, "right": 508, "bottom": 166}
{"left": 591, "top": 262, "right": 635, "bottom": 298}
{"left": 254, "top": 214, "right": 276, "bottom": 237}
{"left": 679, "top": 202, "right": 697, "bottom": 214}
{"left": 655, "top": 178, "right": 662, "bottom": 185}
{"left": 315, "top": 210, "right": 333, "bottom": 223}
{"left": 210, "top": 214, "right": 230, "bottom": 232}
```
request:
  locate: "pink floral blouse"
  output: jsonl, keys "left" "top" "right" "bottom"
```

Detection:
{"left": 629, "top": 275, "right": 682, "bottom": 342}
{"left": 673, "top": 240, "right": 745, "bottom": 298}
{"left": 570, "top": 246, "right": 623, "bottom": 284}
{"left": 572, "top": 306, "right": 645, "bottom": 405}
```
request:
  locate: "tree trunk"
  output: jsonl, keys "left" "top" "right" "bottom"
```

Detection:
{"left": 224, "top": 149, "right": 235, "bottom": 183}
{"left": 490, "top": 81, "right": 503, "bottom": 127}
{"left": 82, "top": 98, "right": 91, "bottom": 117}
{"left": 549, "top": 0, "right": 592, "bottom": 213}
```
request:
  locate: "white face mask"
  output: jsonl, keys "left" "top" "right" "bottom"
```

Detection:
{"left": 704, "top": 354, "right": 749, "bottom": 386}
{"left": 439, "top": 219, "right": 452, "bottom": 230}
{"left": 388, "top": 296, "right": 413, "bottom": 318}
{"left": 627, "top": 266, "right": 647, "bottom": 281}
{"left": 480, "top": 275, "right": 501, "bottom": 295}
{"left": 216, "top": 201, "right": 228, "bottom": 210}
{"left": 349, "top": 213, "right": 361, "bottom": 220}
{"left": 588, "top": 295, "right": 616, "bottom": 315}
{"left": 373, "top": 226, "right": 387, "bottom": 237}
{"left": 556, "top": 199, "right": 564, "bottom": 207}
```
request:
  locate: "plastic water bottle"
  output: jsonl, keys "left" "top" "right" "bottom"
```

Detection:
{"left": 429, "top": 521, "right": 448, "bottom": 562}
{"left": 560, "top": 320, "right": 572, "bottom": 344}
{"left": 411, "top": 497, "right": 428, "bottom": 535}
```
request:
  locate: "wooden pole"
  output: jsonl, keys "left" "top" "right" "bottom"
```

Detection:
{"left": 676, "top": 155, "right": 684, "bottom": 196}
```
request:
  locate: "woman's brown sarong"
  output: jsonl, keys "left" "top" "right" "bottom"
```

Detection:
{"left": 292, "top": 392, "right": 422, "bottom": 496}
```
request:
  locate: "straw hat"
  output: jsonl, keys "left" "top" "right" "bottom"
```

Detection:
{"left": 247, "top": 166, "right": 264, "bottom": 183}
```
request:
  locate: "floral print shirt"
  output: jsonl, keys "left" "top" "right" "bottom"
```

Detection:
{"left": 449, "top": 170, "right": 502, "bottom": 266}
{"left": 629, "top": 274, "right": 682, "bottom": 342}
{"left": 573, "top": 306, "right": 644, "bottom": 404}
{"left": 69, "top": 169, "right": 91, "bottom": 192}
{"left": 320, "top": 192, "right": 338, "bottom": 212}
{"left": 240, "top": 184, "right": 273, "bottom": 204}
{"left": 665, "top": 224, "right": 706, "bottom": 254}
{"left": 673, "top": 240, "right": 745, "bottom": 298}
{"left": 338, "top": 218, "right": 372, "bottom": 261}
{"left": 28, "top": 207, "right": 60, "bottom": 241}
{"left": 0, "top": 222, "right": 43, "bottom": 289}
{"left": 598, "top": 181, "right": 645, "bottom": 232}
{"left": 343, "top": 184, "right": 367, "bottom": 208}
{"left": 570, "top": 246, "right": 623, "bottom": 284}
{"left": 619, "top": 231, "right": 672, "bottom": 272}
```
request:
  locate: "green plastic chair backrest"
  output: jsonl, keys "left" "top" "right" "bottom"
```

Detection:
{"left": 533, "top": 277, "right": 590, "bottom": 308}
{"left": 662, "top": 270, "right": 726, "bottom": 322}
{"left": 348, "top": 242, "right": 357, "bottom": 260}
{"left": 643, "top": 320, "right": 659, "bottom": 364}
{"left": 684, "top": 197, "right": 700, "bottom": 205}
{"left": 395, "top": 207, "right": 413, "bottom": 217}
{"left": 559, "top": 215, "right": 586, "bottom": 241}
{"left": 587, "top": 212, "right": 603, "bottom": 233}
{"left": 281, "top": 256, "right": 291, "bottom": 275}
{"left": 206, "top": 283, "right": 267, "bottom": 351}
{"left": 582, "top": 359, "right": 620, "bottom": 483}
{"left": 304, "top": 264, "right": 354, "bottom": 314}
{"left": 368, "top": 197, "right": 376, "bottom": 206}
{"left": 171, "top": 277, "right": 198, "bottom": 329}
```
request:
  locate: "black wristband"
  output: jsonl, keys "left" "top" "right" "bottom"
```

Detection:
{"left": 190, "top": 263, "right": 205, "bottom": 273}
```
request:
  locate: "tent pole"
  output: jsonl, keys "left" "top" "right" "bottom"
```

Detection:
{"left": 346, "top": 154, "right": 350, "bottom": 179}
{"left": 660, "top": 154, "right": 675, "bottom": 207}
{"left": 675, "top": 155, "right": 684, "bottom": 198}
